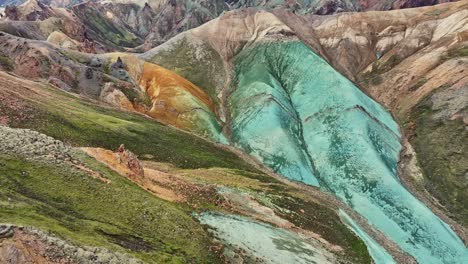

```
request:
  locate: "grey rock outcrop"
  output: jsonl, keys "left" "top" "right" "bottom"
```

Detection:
{"left": 0, "top": 125, "right": 71, "bottom": 161}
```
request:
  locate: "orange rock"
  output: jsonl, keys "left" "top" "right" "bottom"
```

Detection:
{"left": 115, "top": 144, "right": 144, "bottom": 178}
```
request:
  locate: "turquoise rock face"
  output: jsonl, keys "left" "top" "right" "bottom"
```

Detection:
{"left": 229, "top": 41, "right": 468, "bottom": 264}
{"left": 229, "top": 44, "right": 320, "bottom": 186}
{"left": 198, "top": 212, "right": 335, "bottom": 263}
{"left": 338, "top": 209, "right": 396, "bottom": 264}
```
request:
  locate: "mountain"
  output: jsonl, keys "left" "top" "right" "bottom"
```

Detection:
{"left": 228, "top": 0, "right": 456, "bottom": 14}
{"left": 0, "top": 0, "right": 228, "bottom": 50}
{"left": 0, "top": 1, "right": 467, "bottom": 264}
{"left": 0, "top": 0, "right": 83, "bottom": 7}
{"left": 141, "top": 4, "right": 467, "bottom": 263}
{"left": 299, "top": 1, "right": 468, "bottom": 229}
{"left": 98, "top": 0, "right": 228, "bottom": 49}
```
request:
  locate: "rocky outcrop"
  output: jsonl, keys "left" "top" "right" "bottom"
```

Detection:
{"left": 100, "top": 82, "right": 135, "bottom": 111}
{"left": 80, "top": 144, "right": 145, "bottom": 180}
{"left": 116, "top": 144, "right": 144, "bottom": 177}
{"left": 111, "top": 57, "right": 133, "bottom": 81}
{"left": 0, "top": 124, "right": 72, "bottom": 161}
{"left": 0, "top": 32, "right": 111, "bottom": 98}
{"left": 0, "top": 224, "right": 143, "bottom": 264}
{"left": 0, "top": 225, "right": 14, "bottom": 239}
{"left": 105, "top": 53, "right": 226, "bottom": 142}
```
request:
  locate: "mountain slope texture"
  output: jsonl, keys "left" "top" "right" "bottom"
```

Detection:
{"left": 0, "top": 0, "right": 467, "bottom": 264}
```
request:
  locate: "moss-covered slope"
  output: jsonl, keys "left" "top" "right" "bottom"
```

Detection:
{"left": 0, "top": 71, "right": 373, "bottom": 263}
{"left": 406, "top": 85, "right": 468, "bottom": 226}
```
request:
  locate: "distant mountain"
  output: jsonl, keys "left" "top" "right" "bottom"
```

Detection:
{"left": 1, "top": 0, "right": 456, "bottom": 11}
{"left": 0, "top": 0, "right": 84, "bottom": 7}
{"left": 0, "top": 0, "right": 24, "bottom": 6}
{"left": 227, "top": 0, "right": 455, "bottom": 14}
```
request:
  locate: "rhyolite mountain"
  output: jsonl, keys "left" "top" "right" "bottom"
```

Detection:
{"left": 1, "top": 0, "right": 457, "bottom": 49}
{"left": 227, "top": 0, "right": 456, "bottom": 14}
{"left": 0, "top": 0, "right": 467, "bottom": 263}
{"left": 0, "top": 0, "right": 83, "bottom": 7}
{"left": 1, "top": 0, "right": 456, "bottom": 10}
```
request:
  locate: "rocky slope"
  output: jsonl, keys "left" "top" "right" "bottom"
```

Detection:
{"left": 0, "top": 0, "right": 82, "bottom": 7}
{"left": 0, "top": 224, "right": 143, "bottom": 263}
{"left": 140, "top": 3, "right": 468, "bottom": 263}
{"left": 0, "top": 1, "right": 467, "bottom": 264}
{"left": 2, "top": 0, "right": 458, "bottom": 51}
{"left": 0, "top": 0, "right": 227, "bottom": 51}
{"left": 227, "top": 0, "right": 456, "bottom": 14}
{"left": 0, "top": 29, "right": 225, "bottom": 141}
{"left": 284, "top": 0, "right": 468, "bottom": 231}
{"left": 0, "top": 70, "right": 383, "bottom": 263}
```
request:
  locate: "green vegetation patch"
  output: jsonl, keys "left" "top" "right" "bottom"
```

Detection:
{"left": 0, "top": 154, "right": 219, "bottom": 263}
{"left": 425, "top": 8, "right": 448, "bottom": 17}
{"left": 60, "top": 49, "right": 91, "bottom": 64}
{"left": 5, "top": 85, "right": 256, "bottom": 172}
{"left": 271, "top": 196, "right": 372, "bottom": 264}
{"left": 379, "top": 54, "right": 402, "bottom": 72}
{"left": 73, "top": 6, "right": 142, "bottom": 49}
{"left": 147, "top": 37, "right": 226, "bottom": 105}
{"left": 0, "top": 52, "right": 14, "bottom": 71}
{"left": 409, "top": 78, "right": 427, "bottom": 92}
{"left": 0, "top": 80, "right": 374, "bottom": 263}
{"left": 360, "top": 54, "right": 402, "bottom": 86}
{"left": 443, "top": 46, "right": 468, "bottom": 61}
{"left": 175, "top": 164, "right": 371, "bottom": 263}
{"left": 114, "top": 83, "right": 152, "bottom": 108}
{"left": 406, "top": 87, "right": 468, "bottom": 226}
